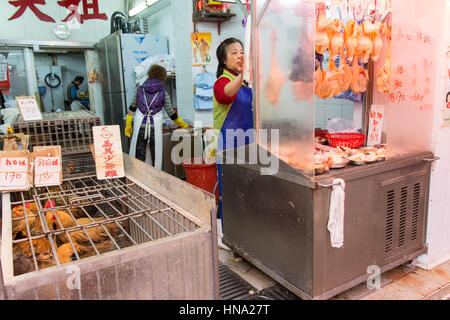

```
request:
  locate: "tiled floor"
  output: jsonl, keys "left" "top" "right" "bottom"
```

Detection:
{"left": 360, "top": 260, "right": 450, "bottom": 300}
{"left": 219, "top": 246, "right": 450, "bottom": 300}
{"left": 217, "top": 219, "right": 450, "bottom": 300}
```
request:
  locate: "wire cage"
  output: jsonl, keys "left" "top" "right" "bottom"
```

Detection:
{"left": 62, "top": 153, "right": 96, "bottom": 178}
{"left": 1, "top": 157, "right": 218, "bottom": 300}
{"left": 12, "top": 111, "right": 101, "bottom": 155}
{"left": 8, "top": 175, "right": 199, "bottom": 273}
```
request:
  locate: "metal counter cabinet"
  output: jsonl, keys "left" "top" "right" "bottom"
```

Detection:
{"left": 221, "top": 149, "right": 432, "bottom": 300}
{"left": 1, "top": 154, "right": 219, "bottom": 300}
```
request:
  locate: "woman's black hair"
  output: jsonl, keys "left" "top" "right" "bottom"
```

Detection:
{"left": 216, "top": 38, "right": 243, "bottom": 78}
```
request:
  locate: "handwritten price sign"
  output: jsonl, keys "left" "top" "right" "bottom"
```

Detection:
{"left": 34, "top": 157, "right": 61, "bottom": 187}
{"left": 367, "top": 105, "right": 385, "bottom": 147}
{"left": 16, "top": 96, "right": 43, "bottom": 121}
{"left": 0, "top": 157, "right": 29, "bottom": 191}
{"left": 93, "top": 125, "right": 125, "bottom": 180}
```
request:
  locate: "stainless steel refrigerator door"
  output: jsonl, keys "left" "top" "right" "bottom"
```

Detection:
{"left": 102, "top": 92, "right": 129, "bottom": 151}
{"left": 98, "top": 34, "right": 125, "bottom": 94}
{"left": 120, "top": 34, "right": 169, "bottom": 107}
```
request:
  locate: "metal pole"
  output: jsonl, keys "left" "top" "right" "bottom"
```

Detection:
{"left": 235, "top": 0, "right": 249, "bottom": 17}
{"left": 23, "top": 47, "right": 40, "bottom": 109}
{"left": 210, "top": 208, "right": 220, "bottom": 300}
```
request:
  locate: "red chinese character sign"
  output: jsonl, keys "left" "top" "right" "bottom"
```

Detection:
{"left": 8, "top": 0, "right": 55, "bottom": 23}
{"left": 7, "top": 0, "right": 107, "bottom": 24}
{"left": 93, "top": 125, "right": 124, "bottom": 180}
{"left": 0, "top": 151, "right": 32, "bottom": 192}
{"left": 367, "top": 105, "right": 385, "bottom": 147}
{"left": 58, "top": 0, "right": 107, "bottom": 24}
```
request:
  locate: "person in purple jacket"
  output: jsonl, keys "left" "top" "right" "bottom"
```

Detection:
{"left": 125, "top": 64, "right": 188, "bottom": 168}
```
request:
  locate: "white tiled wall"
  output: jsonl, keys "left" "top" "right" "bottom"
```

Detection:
{"left": 314, "top": 97, "right": 355, "bottom": 129}
{"left": 417, "top": 1, "right": 450, "bottom": 269}
{"left": 164, "top": 1, "right": 246, "bottom": 127}
{"left": 191, "top": 7, "right": 247, "bottom": 127}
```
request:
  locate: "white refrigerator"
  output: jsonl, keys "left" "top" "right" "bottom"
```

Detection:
{"left": 97, "top": 32, "right": 169, "bottom": 150}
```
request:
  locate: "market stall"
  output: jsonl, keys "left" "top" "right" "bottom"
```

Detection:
{"left": 220, "top": 0, "right": 444, "bottom": 300}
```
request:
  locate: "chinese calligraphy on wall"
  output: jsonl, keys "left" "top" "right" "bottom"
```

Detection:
{"left": 389, "top": 26, "right": 436, "bottom": 113}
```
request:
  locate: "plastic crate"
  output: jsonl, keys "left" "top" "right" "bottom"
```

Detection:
{"left": 12, "top": 111, "right": 101, "bottom": 155}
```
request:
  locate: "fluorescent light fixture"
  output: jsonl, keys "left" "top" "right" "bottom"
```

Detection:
{"left": 129, "top": 2, "right": 147, "bottom": 16}
{"left": 146, "top": 0, "right": 160, "bottom": 6}
{"left": 129, "top": 0, "right": 160, "bottom": 17}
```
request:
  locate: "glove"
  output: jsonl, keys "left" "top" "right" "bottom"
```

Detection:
{"left": 173, "top": 117, "right": 189, "bottom": 129}
{"left": 125, "top": 114, "right": 133, "bottom": 138}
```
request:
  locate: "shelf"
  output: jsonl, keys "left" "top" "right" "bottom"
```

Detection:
{"left": 193, "top": 10, "right": 236, "bottom": 23}
{"left": 193, "top": 9, "right": 236, "bottom": 35}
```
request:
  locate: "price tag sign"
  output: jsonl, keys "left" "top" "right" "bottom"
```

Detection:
{"left": 0, "top": 157, "right": 30, "bottom": 191}
{"left": 34, "top": 157, "right": 61, "bottom": 187}
{"left": 367, "top": 105, "right": 385, "bottom": 147}
{"left": 443, "top": 46, "right": 450, "bottom": 127}
{"left": 0, "top": 61, "right": 7, "bottom": 82}
{"left": 93, "top": 125, "right": 125, "bottom": 180}
{"left": 16, "top": 96, "right": 43, "bottom": 121}
{"left": 32, "top": 146, "right": 62, "bottom": 186}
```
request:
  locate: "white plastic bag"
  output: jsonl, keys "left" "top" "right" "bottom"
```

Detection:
{"left": 135, "top": 54, "right": 175, "bottom": 86}
{"left": 327, "top": 118, "right": 359, "bottom": 134}
{"left": 1, "top": 108, "right": 20, "bottom": 125}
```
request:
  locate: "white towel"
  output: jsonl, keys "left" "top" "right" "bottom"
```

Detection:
{"left": 327, "top": 179, "right": 346, "bottom": 248}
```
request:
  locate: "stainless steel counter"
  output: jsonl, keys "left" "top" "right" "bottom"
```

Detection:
{"left": 220, "top": 145, "right": 432, "bottom": 300}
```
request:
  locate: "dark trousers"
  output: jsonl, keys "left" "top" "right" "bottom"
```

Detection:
{"left": 136, "top": 124, "right": 155, "bottom": 165}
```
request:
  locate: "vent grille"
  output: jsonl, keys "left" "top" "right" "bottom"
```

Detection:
{"left": 142, "top": 17, "right": 149, "bottom": 34}
{"left": 411, "top": 183, "right": 421, "bottom": 241}
{"left": 384, "top": 190, "right": 395, "bottom": 253}
{"left": 381, "top": 176, "right": 426, "bottom": 262}
{"left": 398, "top": 186, "right": 408, "bottom": 247}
